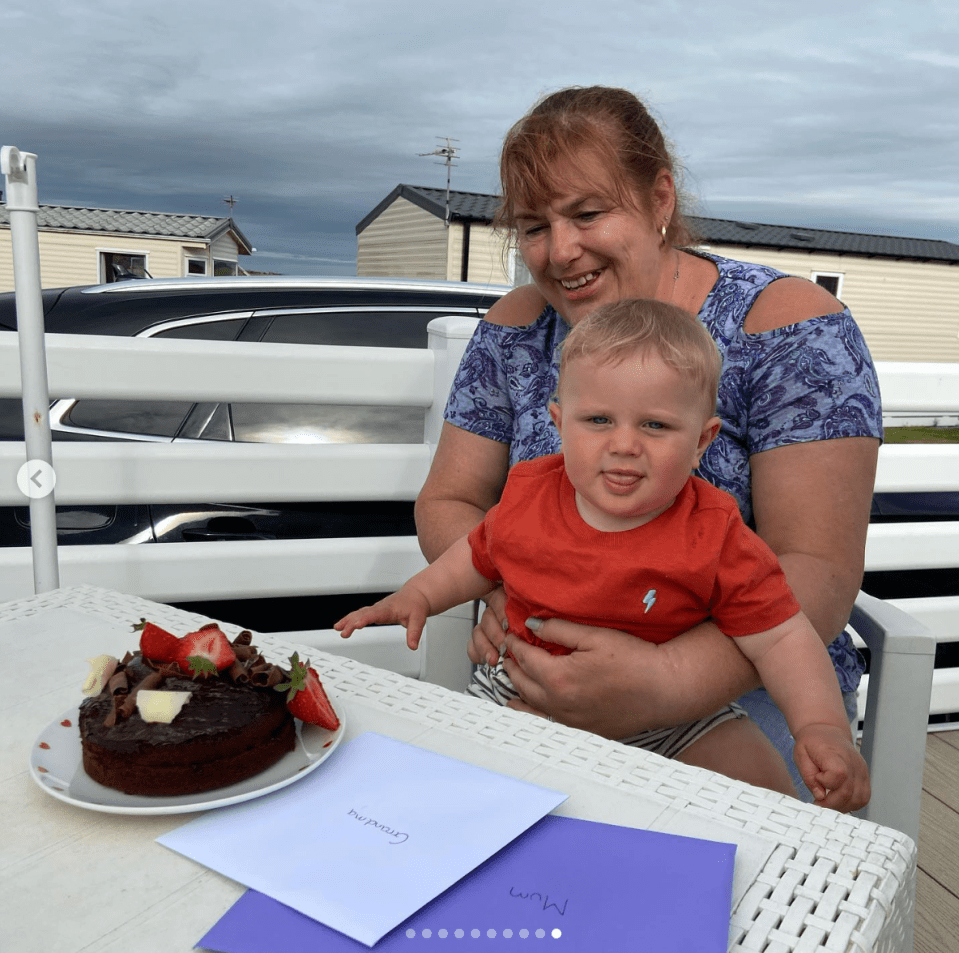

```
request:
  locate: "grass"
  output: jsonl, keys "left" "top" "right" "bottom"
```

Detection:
{"left": 884, "top": 427, "right": 959, "bottom": 444}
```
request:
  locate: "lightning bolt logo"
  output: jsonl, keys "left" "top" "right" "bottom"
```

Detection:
{"left": 642, "top": 589, "right": 657, "bottom": 614}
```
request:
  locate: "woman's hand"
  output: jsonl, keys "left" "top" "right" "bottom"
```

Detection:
{"left": 501, "top": 617, "right": 762, "bottom": 739}
{"left": 467, "top": 587, "right": 509, "bottom": 666}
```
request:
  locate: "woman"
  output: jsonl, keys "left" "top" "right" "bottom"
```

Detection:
{"left": 414, "top": 86, "right": 882, "bottom": 804}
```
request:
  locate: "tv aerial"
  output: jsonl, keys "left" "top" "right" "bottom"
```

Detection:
{"left": 418, "top": 137, "right": 459, "bottom": 227}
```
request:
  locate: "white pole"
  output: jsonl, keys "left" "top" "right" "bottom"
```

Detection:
{"left": 1, "top": 146, "right": 59, "bottom": 592}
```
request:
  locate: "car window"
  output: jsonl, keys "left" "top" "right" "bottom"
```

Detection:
{"left": 55, "top": 317, "right": 249, "bottom": 440}
{"left": 0, "top": 398, "right": 25, "bottom": 439}
{"left": 230, "top": 403, "right": 425, "bottom": 444}
{"left": 152, "top": 318, "right": 249, "bottom": 341}
{"left": 15, "top": 505, "right": 115, "bottom": 533}
{"left": 176, "top": 402, "right": 233, "bottom": 442}
{"left": 61, "top": 398, "right": 198, "bottom": 438}
{"left": 226, "top": 310, "right": 442, "bottom": 445}
{"left": 258, "top": 310, "right": 435, "bottom": 349}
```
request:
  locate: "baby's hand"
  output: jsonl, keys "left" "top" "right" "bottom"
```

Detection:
{"left": 334, "top": 604, "right": 391, "bottom": 640}
{"left": 334, "top": 590, "right": 430, "bottom": 650}
{"left": 792, "top": 724, "right": 871, "bottom": 812}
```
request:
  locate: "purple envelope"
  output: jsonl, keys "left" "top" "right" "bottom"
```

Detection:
{"left": 198, "top": 814, "right": 735, "bottom": 952}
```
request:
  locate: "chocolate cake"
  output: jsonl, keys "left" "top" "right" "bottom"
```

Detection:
{"left": 78, "top": 629, "right": 297, "bottom": 797}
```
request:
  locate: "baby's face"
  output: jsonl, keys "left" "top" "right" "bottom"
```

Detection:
{"left": 549, "top": 351, "right": 720, "bottom": 532}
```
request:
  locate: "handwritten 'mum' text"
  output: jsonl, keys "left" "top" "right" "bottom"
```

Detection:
{"left": 509, "top": 887, "right": 568, "bottom": 916}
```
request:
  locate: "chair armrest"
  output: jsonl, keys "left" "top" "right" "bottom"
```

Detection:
{"left": 417, "top": 601, "right": 477, "bottom": 690}
{"left": 850, "top": 589, "right": 936, "bottom": 843}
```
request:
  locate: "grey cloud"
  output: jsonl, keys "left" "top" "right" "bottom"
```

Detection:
{"left": 1, "top": 0, "right": 956, "bottom": 275}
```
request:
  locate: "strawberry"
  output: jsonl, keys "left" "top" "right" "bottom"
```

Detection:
{"left": 134, "top": 619, "right": 180, "bottom": 663}
{"left": 175, "top": 623, "right": 237, "bottom": 678}
{"left": 276, "top": 652, "right": 340, "bottom": 730}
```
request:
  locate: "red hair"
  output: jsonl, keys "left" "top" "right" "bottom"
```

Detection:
{"left": 496, "top": 86, "right": 696, "bottom": 247}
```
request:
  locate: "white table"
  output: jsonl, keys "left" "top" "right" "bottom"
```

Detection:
{"left": 1, "top": 586, "right": 916, "bottom": 952}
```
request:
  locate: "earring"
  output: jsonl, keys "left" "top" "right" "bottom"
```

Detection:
{"left": 660, "top": 224, "right": 668, "bottom": 245}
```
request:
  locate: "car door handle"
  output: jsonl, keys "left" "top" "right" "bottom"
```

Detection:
{"left": 180, "top": 529, "right": 278, "bottom": 541}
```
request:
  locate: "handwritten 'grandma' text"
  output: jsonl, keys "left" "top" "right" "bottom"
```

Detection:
{"left": 347, "top": 808, "right": 409, "bottom": 845}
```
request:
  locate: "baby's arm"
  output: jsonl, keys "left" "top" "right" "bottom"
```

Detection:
{"left": 735, "top": 612, "right": 870, "bottom": 810}
{"left": 334, "top": 536, "right": 496, "bottom": 650}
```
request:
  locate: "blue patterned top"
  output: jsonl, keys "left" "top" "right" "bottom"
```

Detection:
{"left": 444, "top": 253, "right": 883, "bottom": 692}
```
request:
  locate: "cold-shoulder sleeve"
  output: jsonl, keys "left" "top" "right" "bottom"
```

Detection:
{"left": 443, "top": 311, "right": 567, "bottom": 465}
{"left": 443, "top": 319, "right": 516, "bottom": 445}
{"left": 728, "top": 311, "right": 883, "bottom": 456}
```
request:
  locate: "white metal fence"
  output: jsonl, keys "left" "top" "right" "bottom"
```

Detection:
{"left": 0, "top": 319, "right": 482, "bottom": 687}
{"left": 860, "top": 363, "right": 959, "bottom": 721}
{"left": 1, "top": 327, "right": 959, "bottom": 719}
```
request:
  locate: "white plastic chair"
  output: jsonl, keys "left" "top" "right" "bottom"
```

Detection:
{"left": 850, "top": 589, "right": 936, "bottom": 844}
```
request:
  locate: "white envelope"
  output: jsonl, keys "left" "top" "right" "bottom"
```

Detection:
{"left": 158, "top": 731, "right": 567, "bottom": 946}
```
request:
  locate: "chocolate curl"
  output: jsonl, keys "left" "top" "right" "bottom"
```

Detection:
{"left": 233, "top": 630, "right": 253, "bottom": 647}
{"left": 118, "top": 672, "right": 164, "bottom": 720}
{"left": 107, "top": 671, "right": 130, "bottom": 696}
{"left": 249, "top": 661, "right": 285, "bottom": 688}
{"left": 227, "top": 660, "right": 250, "bottom": 685}
{"left": 232, "top": 643, "right": 258, "bottom": 661}
{"left": 103, "top": 672, "right": 130, "bottom": 727}
{"left": 240, "top": 653, "right": 266, "bottom": 681}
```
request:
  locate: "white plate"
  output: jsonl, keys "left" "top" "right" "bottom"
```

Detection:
{"left": 29, "top": 695, "right": 346, "bottom": 815}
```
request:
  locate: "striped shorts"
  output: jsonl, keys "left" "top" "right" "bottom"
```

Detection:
{"left": 466, "top": 660, "right": 748, "bottom": 761}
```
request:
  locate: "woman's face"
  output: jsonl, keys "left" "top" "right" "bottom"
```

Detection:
{"left": 514, "top": 153, "right": 673, "bottom": 327}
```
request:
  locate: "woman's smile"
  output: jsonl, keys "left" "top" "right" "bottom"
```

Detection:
{"left": 559, "top": 269, "right": 603, "bottom": 291}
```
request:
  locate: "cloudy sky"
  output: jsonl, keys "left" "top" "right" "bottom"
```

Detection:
{"left": 3, "top": 0, "right": 957, "bottom": 277}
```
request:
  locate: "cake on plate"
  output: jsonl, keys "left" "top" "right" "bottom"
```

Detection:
{"left": 78, "top": 621, "right": 339, "bottom": 797}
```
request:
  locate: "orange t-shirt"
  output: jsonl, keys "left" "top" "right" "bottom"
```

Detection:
{"left": 468, "top": 455, "right": 800, "bottom": 655}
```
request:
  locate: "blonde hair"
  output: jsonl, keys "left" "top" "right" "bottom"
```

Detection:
{"left": 559, "top": 299, "right": 721, "bottom": 415}
{"left": 496, "top": 86, "right": 696, "bottom": 247}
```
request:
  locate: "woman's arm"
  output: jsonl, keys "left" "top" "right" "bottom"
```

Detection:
{"left": 750, "top": 436, "right": 879, "bottom": 645}
{"left": 745, "top": 275, "right": 880, "bottom": 644}
{"left": 415, "top": 285, "right": 543, "bottom": 563}
{"left": 415, "top": 422, "right": 510, "bottom": 562}
{"left": 503, "top": 618, "right": 760, "bottom": 737}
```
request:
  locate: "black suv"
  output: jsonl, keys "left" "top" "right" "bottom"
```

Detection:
{"left": 0, "top": 276, "right": 506, "bottom": 627}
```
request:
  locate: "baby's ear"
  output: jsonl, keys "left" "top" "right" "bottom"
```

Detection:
{"left": 696, "top": 415, "right": 722, "bottom": 458}
{"left": 548, "top": 398, "right": 563, "bottom": 431}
